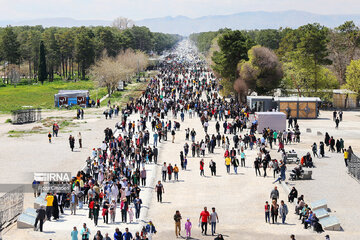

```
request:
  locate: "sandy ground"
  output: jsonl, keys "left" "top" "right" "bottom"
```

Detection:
{"left": 1, "top": 101, "right": 360, "bottom": 240}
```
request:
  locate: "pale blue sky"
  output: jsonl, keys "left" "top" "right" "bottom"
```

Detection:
{"left": 1, "top": 0, "right": 360, "bottom": 21}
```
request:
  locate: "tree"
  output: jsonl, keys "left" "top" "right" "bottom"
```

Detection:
{"left": 43, "top": 28, "right": 60, "bottom": 81}
{"left": 237, "top": 46, "right": 283, "bottom": 96}
{"left": 90, "top": 50, "right": 148, "bottom": 96}
{"left": 112, "top": 17, "right": 134, "bottom": 31}
{"left": 212, "top": 30, "right": 254, "bottom": 81}
{"left": 281, "top": 61, "right": 338, "bottom": 96}
{"left": 0, "top": 26, "right": 20, "bottom": 64}
{"left": 328, "top": 21, "right": 360, "bottom": 85}
{"left": 38, "top": 41, "right": 47, "bottom": 84}
{"left": 344, "top": 59, "right": 360, "bottom": 94}
{"left": 75, "top": 27, "right": 95, "bottom": 80}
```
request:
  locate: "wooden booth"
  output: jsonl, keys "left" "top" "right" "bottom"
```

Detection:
{"left": 275, "top": 97, "right": 321, "bottom": 119}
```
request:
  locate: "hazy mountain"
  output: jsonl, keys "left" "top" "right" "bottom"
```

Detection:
{"left": 136, "top": 10, "right": 360, "bottom": 35}
{"left": 1, "top": 11, "right": 360, "bottom": 35}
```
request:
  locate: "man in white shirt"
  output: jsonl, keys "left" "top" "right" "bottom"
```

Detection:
{"left": 210, "top": 207, "right": 219, "bottom": 236}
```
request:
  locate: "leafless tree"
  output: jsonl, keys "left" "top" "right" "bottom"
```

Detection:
{"left": 112, "top": 17, "right": 134, "bottom": 30}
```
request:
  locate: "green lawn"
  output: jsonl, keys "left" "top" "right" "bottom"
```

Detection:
{"left": 0, "top": 80, "right": 107, "bottom": 112}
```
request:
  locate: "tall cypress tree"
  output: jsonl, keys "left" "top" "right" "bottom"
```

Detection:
{"left": 38, "top": 41, "right": 47, "bottom": 84}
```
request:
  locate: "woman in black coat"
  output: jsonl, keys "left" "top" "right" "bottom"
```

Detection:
{"left": 52, "top": 193, "right": 59, "bottom": 220}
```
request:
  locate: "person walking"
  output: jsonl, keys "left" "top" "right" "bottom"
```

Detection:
{"left": 173, "top": 164, "right": 179, "bottom": 181}
{"left": 312, "top": 142, "right": 318, "bottom": 157}
{"left": 279, "top": 200, "right": 289, "bottom": 224}
{"left": 155, "top": 181, "right": 164, "bottom": 203}
{"left": 69, "top": 135, "right": 75, "bottom": 151}
{"left": 162, "top": 162, "right": 167, "bottom": 182}
{"left": 78, "top": 132, "right": 82, "bottom": 148}
{"left": 271, "top": 200, "right": 279, "bottom": 224}
{"left": 265, "top": 201, "right": 270, "bottom": 223}
{"left": 145, "top": 221, "right": 157, "bottom": 240}
{"left": 185, "top": 218, "right": 192, "bottom": 239}
{"left": 209, "top": 159, "right": 216, "bottom": 176}
{"left": 172, "top": 129, "right": 176, "bottom": 143}
{"left": 34, "top": 206, "right": 46, "bottom": 232}
{"left": 140, "top": 168, "right": 146, "bottom": 186}
{"left": 270, "top": 186, "right": 279, "bottom": 202}
{"left": 240, "top": 148, "right": 246, "bottom": 167}
{"left": 174, "top": 210, "right": 182, "bottom": 238}
{"left": 200, "top": 159, "right": 205, "bottom": 176}
{"left": 70, "top": 191, "right": 77, "bottom": 215}
{"left": 93, "top": 200, "right": 100, "bottom": 226}
{"left": 225, "top": 156, "right": 231, "bottom": 174}
{"left": 210, "top": 207, "right": 219, "bottom": 236}
{"left": 232, "top": 157, "right": 239, "bottom": 174}
{"left": 71, "top": 226, "right": 78, "bottom": 240}
{"left": 48, "top": 132, "right": 52, "bottom": 143}
{"left": 335, "top": 117, "right": 340, "bottom": 128}
{"left": 45, "top": 192, "right": 54, "bottom": 220}
{"left": 199, "top": 207, "right": 210, "bottom": 235}
{"left": 80, "top": 223, "right": 91, "bottom": 240}
{"left": 344, "top": 149, "right": 349, "bottom": 167}
{"left": 167, "top": 163, "right": 173, "bottom": 181}
{"left": 134, "top": 196, "right": 142, "bottom": 220}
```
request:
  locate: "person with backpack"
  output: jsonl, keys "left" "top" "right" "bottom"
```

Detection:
{"left": 232, "top": 157, "right": 239, "bottom": 174}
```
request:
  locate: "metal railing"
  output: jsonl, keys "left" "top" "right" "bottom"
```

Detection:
{"left": 348, "top": 153, "right": 360, "bottom": 181}
{"left": 0, "top": 186, "right": 24, "bottom": 231}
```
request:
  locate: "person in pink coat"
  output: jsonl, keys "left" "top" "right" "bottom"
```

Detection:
{"left": 185, "top": 218, "right": 192, "bottom": 239}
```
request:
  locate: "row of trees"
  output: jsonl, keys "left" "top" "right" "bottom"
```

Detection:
{"left": 0, "top": 23, "right": 181, "bottom": 82}
{"left": 190, "top": 21, "right": 360, "bottom": 99}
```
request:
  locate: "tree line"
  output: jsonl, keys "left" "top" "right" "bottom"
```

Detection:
{"left": 0, "top": 24, "right": 181, "bottom": 82}
{"left": 189, "top": 21, "right": 360, "bottom": 100}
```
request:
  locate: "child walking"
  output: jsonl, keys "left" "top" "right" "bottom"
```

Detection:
{"left": 128, "top": 206, "right": 134, "bottom": 223}
{"left": 185, "top": 218, "right": 192, "bottom": 239}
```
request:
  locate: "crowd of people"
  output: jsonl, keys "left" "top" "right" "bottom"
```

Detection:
{"left": 31, "top": 40, "right": 342, "bottom": 240}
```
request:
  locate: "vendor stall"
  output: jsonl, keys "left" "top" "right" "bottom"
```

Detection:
{"left": 54, "top": 90, "right": 89, "bottom": 108}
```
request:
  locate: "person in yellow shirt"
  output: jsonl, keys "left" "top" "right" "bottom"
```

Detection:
{"left": 344, "top": 150, "right": 349, "bottom": 167}
{"left": 45, "top": 192, "right": 54, "bottom": 220}
{"left": 173, "top": 164, "right": 179, "bottom": 181}
{"left": 225, "top": 157, "right": 231, "bottom": 174}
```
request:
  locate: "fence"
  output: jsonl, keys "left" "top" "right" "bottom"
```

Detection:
{"left": 348, "top": 153, "right": 360, "bottom": 181}
{"left": 0, "top": 186, "right": 24, "bottom": 231}
{"left": 11, "top": 108, "right": 41, "bottom": 124}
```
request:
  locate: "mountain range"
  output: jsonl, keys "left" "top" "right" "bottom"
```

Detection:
{"left": 1, "top": 11, "right": 360, "bottom": 36}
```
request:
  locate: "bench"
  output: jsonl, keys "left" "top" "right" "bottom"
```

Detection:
{"left": 311, "top": 199, "right": 327, "bottom": 211}
{"left": 286, "top": 153, "right": 299, "bottom": 164}
{"left": 313, "top": 208, "right": 329, "bottom": 219}
{"left": 319, "top": 216, "right": 341, "bottom": 231}
{"left": 301, "top": 170, "right": 312, "bottom": 180}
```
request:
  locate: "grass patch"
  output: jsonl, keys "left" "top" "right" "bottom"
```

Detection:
{"left": 7, "top": 127, "right": 47, "bottom": 137}
{"left": 4, "top": 118, "right": 12, "bottom": 123}
{"left": 0, "top": 80, "right": 107, "bottom": 112}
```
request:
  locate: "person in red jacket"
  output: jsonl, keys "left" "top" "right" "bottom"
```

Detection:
{"left": 200, "top": 159, "right": 205, "bottom": 176}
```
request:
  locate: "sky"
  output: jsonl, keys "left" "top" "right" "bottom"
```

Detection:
{"left": 1, "top": 0, "right": 360, "bottom": 21}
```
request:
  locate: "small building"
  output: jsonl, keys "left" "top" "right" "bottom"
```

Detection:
{"left": 274, "top": 97, "right": 321, "bottom": 119}
{"left": 332, "top": 89, "right": 358, "bottom": 109}
{"left": 247, "top": 96, "right": 277, "bottom": 112}
{"left": 255, "top": 112, "right": 286, "bottom": 132}
{"left": 54, "top": 90, "right": 89, "bottom": 108}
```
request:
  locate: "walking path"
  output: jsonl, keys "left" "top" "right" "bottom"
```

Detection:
{"left": 2, "top": 40, "right": 360, "bottom": 240}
